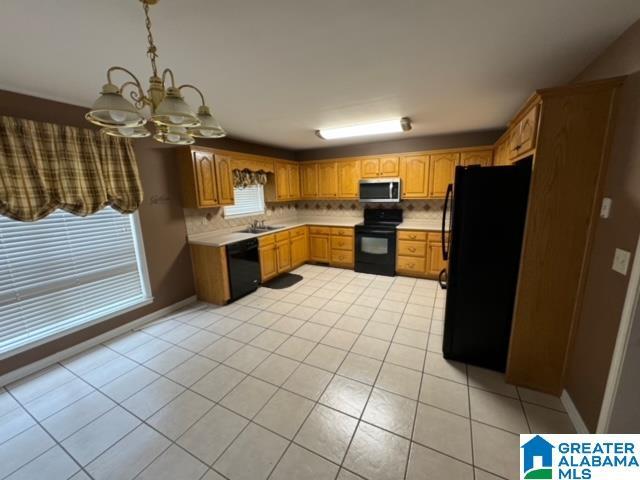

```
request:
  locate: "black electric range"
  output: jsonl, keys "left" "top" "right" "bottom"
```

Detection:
{"left": 354, "top": 208, "right": 403, "bottom": 276}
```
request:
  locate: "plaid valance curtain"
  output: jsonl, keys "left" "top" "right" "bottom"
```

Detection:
{"left": 0, "top": 116, "right": 143, "bottom": 221}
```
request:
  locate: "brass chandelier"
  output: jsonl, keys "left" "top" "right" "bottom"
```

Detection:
{"left": 85, "top": 0, "right": 225, "bottom": 144}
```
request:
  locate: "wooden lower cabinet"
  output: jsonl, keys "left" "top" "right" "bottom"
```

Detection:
{"left": 310, "top": 233, "right": 330, "bottom": 262}
{"left": 190, "top": 244, "right": 231, "bottom": 305}
{"left": 426, "top": 233, "right": 447, "bottom": 277}
{"left": 290, "top": 227, "right": 309, "bottom": 268}
{"left": 258, "top": 236, "right": 277, "bottom": 282}
{"left": 329, "top": 227, "right": 354, "bottom": 268}
{"left": 276, "top": 231, "right": 291, "bottom": 273}
{"left": 396, "top": 230, "right": 447, "bottom": 279}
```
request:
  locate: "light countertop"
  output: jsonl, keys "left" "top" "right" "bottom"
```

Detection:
{"left": 188, "top": 216, "right": 444, "bottom": 247}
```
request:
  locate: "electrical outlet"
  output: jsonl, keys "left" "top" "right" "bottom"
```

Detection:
{"left": 612, "top": 248, "right": 631, "bottom": 276}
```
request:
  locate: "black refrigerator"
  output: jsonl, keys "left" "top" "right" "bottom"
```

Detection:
{"left": 440, "top": 158, "right": 532, "bottom": 372}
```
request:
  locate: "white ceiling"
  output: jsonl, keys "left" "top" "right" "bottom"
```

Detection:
{"left": 1, "top": 0, "right": 639, "bottom": 150}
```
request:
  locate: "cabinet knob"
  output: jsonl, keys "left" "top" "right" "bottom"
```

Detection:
{"left": 408, "top": 247, "right": 416, "bottom": 252}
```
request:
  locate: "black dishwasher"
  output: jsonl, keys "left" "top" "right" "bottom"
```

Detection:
{"left": 226, "top": 238, "right": 260, "bottom": 301}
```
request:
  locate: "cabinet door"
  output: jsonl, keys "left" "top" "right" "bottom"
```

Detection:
{"left": 337, "top": 160, "right": 360, "bottom": 198}
{"left": 379, "top": 156, "right": 400, "bottom": 177}
{"left": 259, "top": 245, "right": 277, "bottom": 281}
{"left": 288, "top": 164, "right": 301, "bottom": 199}
{"left": 276, "top": 241, "right": 291, "bottom": 272}
{"left": 493, "top": 139, "right": 510, "bottom": 166}
{"left": 301, "top": 163, "right": 318, "bottom": 198}
{"left": 309, "top": 235, "right": 330, "bottom": 262}
{"left": 425, "top": 233, "right": 447, "bottom": 277}
{"left": 518, "top": 104, "right": 539, "bottom": 154}
{"left": 428, "top": 153, "right": 458, "bottom": 198}
{"left": 290, "top": 235, "right": 308, "bottom": 268}
{"left": 361, "top": 158, "right": 380, "bottom": 178}
{"left": 460, "top": 150, "right": 493, "bottom": 167}
{"left": 214, "top": 155, "right": 235, "bottom": 205}
{"left": 193, "top": 150, "right": 219, "bottom": 207}
{"left": 507, "top": 127, "right": 521, "bottom": 159}
{"left": 275, "top": 161, "right": 290, "bottom": 201}
{"left": 318, "top": 162, "right": 338, "bottom": 197}
{"left": 400, "top": 154, "right": 429, "bottom": 198}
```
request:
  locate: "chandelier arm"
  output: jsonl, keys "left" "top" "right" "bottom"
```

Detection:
{"left": 178, "top": 84, "right": 206, "bottom": 106}
{"left": 120, "top": 81, "right": 149, "bottom": 109}
{"left": 161, "top": 68, "right": 177, "bottom": 88}
{"left": 107, "top": 66, "right": 145, "bottom": 94}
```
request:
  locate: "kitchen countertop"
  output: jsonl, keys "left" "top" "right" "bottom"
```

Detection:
{"left": 188, "top": 216, "right": 445, "bottom": 247}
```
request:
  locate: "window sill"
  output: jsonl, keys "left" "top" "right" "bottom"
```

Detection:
{"left": 223, "top": 211, "right": 266, "bottom": 220}
{"left": 0, "top": 296, "right": 154, "bottom": 361}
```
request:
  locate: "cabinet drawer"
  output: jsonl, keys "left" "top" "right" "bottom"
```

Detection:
{"left": 309, "top": 226, "right": 331, "bottom": 235}
{"left": 397, "top": 240, "right": 426, "bottom": 257}
{"left": 259, "top": 234, "right": 275, "bottom": 247}
{"left": 331, "top": 250, "right": 353, "bottom": 264}
{"left": 398, "top": 231, "right": 427, "bottom": 241}
{"left": 290, "top": 227, "right": 306, "bottom": 238}
{"left": 331, "top": 236, "right": 353, "bottom": 251}
{"left": 330, "top": 227, "right": 354, "bottom": 237}
{"left": 275, "top": 231, "right": 290, "bottom": 242}
{"left": 397, "top": 256, "right": 425, "bottom": 273}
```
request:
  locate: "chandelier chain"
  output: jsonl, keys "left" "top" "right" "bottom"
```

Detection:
{"left": 142, "top": 1, "right": 159, "bottom": 77}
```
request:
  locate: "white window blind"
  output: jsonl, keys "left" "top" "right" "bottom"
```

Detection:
{"left": 0, "top": 207, "right": 151, "bottom": 357}
{"left": 223, "top": 185, "right": 265, "bottom": 218}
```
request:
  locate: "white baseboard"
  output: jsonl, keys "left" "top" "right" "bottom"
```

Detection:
{"left": 561, "top": 389, "right": 590, "bottom": 434}
{"left": 0, "top": 295, "right": 197, "bottom": 388}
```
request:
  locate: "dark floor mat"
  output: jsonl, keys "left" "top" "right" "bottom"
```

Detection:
{"left": 262, "top": 273, "right": 303, "bottom": 289}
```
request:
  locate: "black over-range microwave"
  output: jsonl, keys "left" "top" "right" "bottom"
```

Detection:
{"left": 359, "top": 178, "right": 401, "bottom": 203}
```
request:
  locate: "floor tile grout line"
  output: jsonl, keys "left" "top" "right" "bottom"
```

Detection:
{"left": 57, "top": 352, "right": 233, "bottom": 480}
{"left": 2, "top": 268, "right": 498, "bottom": 480}
{"left": 330, "top": 276, "right": 417, "bottom": 479}
{"left": 4, "top": 387, "right": 95, "bottom": 480}
{"left": 403, "top": 289, "right": 437, "bottom": 480}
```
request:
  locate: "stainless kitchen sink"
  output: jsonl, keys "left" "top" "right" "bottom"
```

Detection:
{"left": 240, "top": 225, "right": 283, "bottom": 234}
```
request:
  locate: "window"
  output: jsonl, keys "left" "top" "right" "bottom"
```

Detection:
{"left": 0, "top": 207, "right": 151, "bottom": 357}
{"left": 223, "top": 185, "right": 266, "bottom": 218}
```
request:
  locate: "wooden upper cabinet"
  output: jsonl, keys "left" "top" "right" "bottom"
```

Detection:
{"left": 301, "top": 163, "right": 318, "bottom": 198}
{"left": 275, "top": 161, "right": 290, "bottom": 201}
{"left": 428, "top": 152, "right": 458, "bottom": 198}
{"left": 517, "top": 104, "right": 539, "bottom": 154}
{"left": 192, "top": 150, "right": 219, "bottom": 207}
{"left": 399, "top": 154, "right": 429, "bottom": 199}
{"left": 493, "top": 137, "right": 510, "bottom": 166}
{"left": 379, "top": 156, "right": 400, "bottom": 176}
{"left": 460, "top": 150, "right": 493, "bottom": 167}
{"left": 508, "top": 103, "right": 540, "bottom": 159}
{"left": 337, "top": 160, "right": 360, "bottom": 198}
{"left": 361, "top": 156, "right": 399, "bottom": 177}
{"left": 361, "top": 158, "right": 380, "bottom": 178}
{"left": 214, "top": 155, "right": 235, "bottom": 205}
{"left": 318, "top": 162, "right": 338, "bottom": 197}
{"left": 288, "top": 163, "right": 300, "bottom": 199}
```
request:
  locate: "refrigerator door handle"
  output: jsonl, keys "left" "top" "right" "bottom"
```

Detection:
{"left": 442, "top": 183, "right": 453, "bottom": 261}
{"left": 438, "top": 268, "right": 448, "bottom": 290}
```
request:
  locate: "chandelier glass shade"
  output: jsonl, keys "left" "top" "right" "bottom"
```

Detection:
{"left": 85, "top": 0, "right": 225, "bottom": 144}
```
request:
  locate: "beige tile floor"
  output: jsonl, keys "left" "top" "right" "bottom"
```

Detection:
{"left": 0, "top": 265, "right": 574, "bottom": 480}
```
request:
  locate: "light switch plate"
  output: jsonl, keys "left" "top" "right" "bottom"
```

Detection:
{"left": 612, "top": 248, "right": 631, "bottom": 275}
{"left": 600, "top": 197, "right": 612, "bottom": 219}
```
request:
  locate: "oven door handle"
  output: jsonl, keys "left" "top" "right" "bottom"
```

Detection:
{"left": 360, "top": 230, "right": 394, "bottom": 235}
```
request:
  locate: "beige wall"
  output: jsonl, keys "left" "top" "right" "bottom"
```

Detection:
{"left": 0, "top": 90, "right": 292, "bottom": 375}
{"left": 564, "top": 19, "right": 640, "bottom": 431}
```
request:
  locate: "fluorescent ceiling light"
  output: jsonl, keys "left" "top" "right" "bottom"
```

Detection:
{"left": 316, "top": 117, "right": 411, "bottom": 140}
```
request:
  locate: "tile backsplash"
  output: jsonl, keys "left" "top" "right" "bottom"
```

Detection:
{"left": 184, "top": 200, "right": 444, "bottom": 235}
